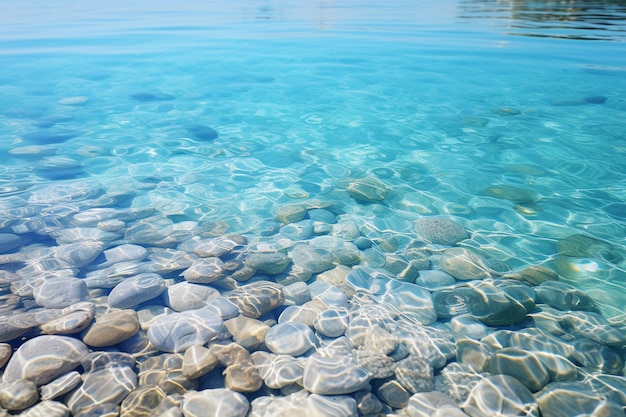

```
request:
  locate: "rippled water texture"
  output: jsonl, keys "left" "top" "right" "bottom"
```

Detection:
{"left": 1, "top": 0, "right": 626, "bottom": 415}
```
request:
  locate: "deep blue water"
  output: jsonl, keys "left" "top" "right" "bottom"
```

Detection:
{"left": 1, "top": 1, "right": 625, "bottom": 321}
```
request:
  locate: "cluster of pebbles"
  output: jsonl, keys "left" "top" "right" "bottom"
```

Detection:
{"left": 0, "top": 179, "right": 625, "bottom": 417}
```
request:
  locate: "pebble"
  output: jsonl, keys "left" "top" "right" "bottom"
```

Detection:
{"left": 535, "top": 280, "right": 598, "bottom": 311}
{"left": 33, "top": 277, "right": 88, "bottom": 309}
{"left": 346, "top": 176, "right": 389, "bottom": 202}
{"left": 415, "top": 217, "right": 469, "bottom": 245}
{"left": 2, "top": 335, "right": 89, "bottom": 386}
{"left": 20, "top": 401, "right": 70, "bottom": 417}
{"left": 289, "top": 243, "right": 335, "bottom": 273}
{"left": 265, "top": 322, "right": 318, "bottom": 356}
{"left": 227, "top": 281, "right": 284, "bottom": 318}
{"left": 415, "top": 269, "right": 457, "bottom": 290}
{"left": 108, "top": 273, "right": 166, "bottom": 309}
{"left": 314, "top": 307, "right": 350, "bottom": 337}
{"left": 462, "top": 375, "right": 539, "bottom": 417}
{"left": 405, "top": 392, "right": 463, "bottom": 417}
{"left": 138, "top": 354, "right": 197, "bottom": 395}
{"left": 0, "top": 343, "right": 11, "bottom": 368}
{"left": 250, "top": 390, "right": 358, "bottom": 417}
{"left": 66, "top": 352, "right": 137, "bottom": 416}
{"left": 182, "top": 345, "right": 219, "bottom": 379}
{"left": 81, "top": 309, "right": 140, "bottom": 347}
{"left": 119, "top": 385, "right": 166, "bottom": 417}
{"left": 39, "top": 301, "right": 96, "bottom": 335}
{"left": 251, "top": 351, "right": 305, "bottom": 389}
{"left": 223, "top": 315, "right": 269, "bottom": 350}
{"left": 438, "top": 247, "right": 492, "bottom": 280}
{"left": 490, "top": 347, "right": 550, "bottom": 392}
{"left": 181, "top": 257, "right": 228, "bottom": 284}
{"left": 147, "top": 307, "right": 224, "bottom": 353}
{"left": 40, "top": 371, "right": 83, "bottom": 401}
{"left": 0, "top": 379, "right": 39, "bottom": 410}
{"left": 536, "top": 381, "right": 624, "bottom": 417}
{"left": 302, "top": 350, "right": 371, "bottom": 395}
{"left": 182, "top": 389, "right": 249, "bottom": 417}
{"left": 163, "top": 281, "right": 220, "bottom": 312}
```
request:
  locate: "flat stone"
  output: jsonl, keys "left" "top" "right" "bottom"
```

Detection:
{"left": 251, "top": 351, "right": 305, "bottom": 389}
{"left": 182, "top": 345, "right": 219, "bottom": 379}
{"left": 163, "top": 281, "right": 220, "bottom": 312}
{"left": 347, "top": 268, "right": 437, "bottom": 325}
{"left": 67, "top": 352, "right": 137, "bottom": 416}
{"left": 0, "top": 343, "right": 11, "bottom": 368}
{"left": 120, "top": 385, "right": 167, "bottom": 417}
{"left": 243, "top": 252, "right": 291, "bottom": 275}
{"left": 275, "top": 204, "right": 307, "bottom": 224}
{"left": 40, "top": 371, "right": 82, "bottom": 401}
{"left": 139, "top": 354, "right": 197, "bottom": 395}
{"left": 82, "top": 309, "right": 140, "bottom": 347}
{"left": 33, "top": 277, "right": 88, "bottom": 309}
{"left": 373, "top": 379, "right": 411, "bottom": 409}
{"left": 406, "top": 392, "right": 462, "bottom": 417}
{"left": 224, "top": 316, "right": 269, "bottom": 350}
{"left": 181, "top": 257, "right": 228, "bottom": 284}
{"left": 415, "top": 269, "right": 457, "bottom": 290}
{"left": 147, "top": 307, "right": 224, "bottom": 353}
{"left": 227, "top": 281, "right": 284, "bottom": 318}
{"left": 0, "top": 379, "right": 39, "bottom": 410}
{"left": 314, "top": 307, "right": 349, "bottom": 337}
{"left": 19, "top": 401, "right": 70, "bottom": 417}
{"left": 289, "top": 243, "right": 335, "bottom": 273}
{"left": 490, "top": 347, "right": 550, "bottom": 392}
{"left": 182, "top": 389, "right": 249, "bottom": 417}
{"left": 536, "top": 381, "right": 624, "bottom": 417}
{"left": 2, "top": 335, "right": 89, "bottom": 385}
{"left": 302, "top": 350, "right": 371, "bottom": 395}
{"left": 346, "top": 176, "right": 389, "bottom": 202}
{"left": 462, "top": 375, "right": 539, "bottom": 417}
{"left": 438, "top": 248, "right": 492, "bottom": 280}
{"left": 483, "top": 184, "right": 538, "bottom": 204}
{"left": 535, "top": 280, "right": 598, "bottom": 312}
{"left": 415, "top": 217, "right": 469, "bottom": 245}
{"left": 571, "top": 339, "right": 623, "bottom": 374}
{"left": 108, "top": 273, "right": 166, "bottom": 309}
{"left": 265, "top": 322, "right": 318, "bottom": 356}
{"left": 280, "top": 220, "right": 315, "bottom": 240}
{"left": 249, "top": 390, "right": 357, "bottom": 417}
{"left": 39, "top": 302, "right": 96, "bottom": 335}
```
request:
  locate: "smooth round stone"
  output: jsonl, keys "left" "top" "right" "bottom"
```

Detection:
{"left": 455, "top": 338, "right": 494, "bottom": 372}
{"left": 354, "top": 389, "right": 383, "bottom": 416}
{"left": 346, "top": 177, "right": 389, "bottom": 202}
{"left": 560, "top": 310, "right": 626, "bottom": 346}
{"left": 314, "top": 307, "right": 350, "bottom": 337}
{"left": 139, "top": 354, "right": 197, "bottom": 395}
{"left": 533, "top": 352, "right": 578, "bottom": 382}
{"left": 40, "top": 371, "right": 82, "bottom": 401}
{"left": 278, "top": 300, "right": 327, "bottom": 327}
{"left": 265, "top": 322, "right": 318, "bottom": 356}
{"left": 307, "top": 208, "right": 336, "bottom": 223}
{"left": 450, "top": 315, "right": 489, "bottom": 340}
{"left": 453, "top": 281, "right": 527, "bottom": 326}
{"left": 55, "top": 241, "right": 105, "bottom": 268}
{"left": 282, "top": 281, "right": 311, "bottom": 306}
{"left": 415, "top": 270, "right": 457, "bottom": 290}
{"left": 309, "top": 280, "right": 348, "bottom": 308}
{"left": 0, "top": 343, "right": 11, "bottom": 368}
{"left": 280, "top": 220, "right": 315, "bottom": 240}
{"left": 251, "top": 351, "right": 305, "bottom": 389}
{"left": 536, "top": 381, "right": 624, "bottom": 417}
{"left": 535, "top": 280, "right": 598, "bottom": 312}
{"left": 95, "top": 244, "right": 148, "bottom": 268}
{"left": 439, "top": 248, "right": 492, "bottom": 280}
{"left": 347, "top": 268, "right": 437, "bottom": 325}
{"left": 415, "top": 217, "right": 468, "bottom": 245}
{"left": 227, "top": 281, "right": 285, "bottom": 318}
{"left": 432, "top": 288, "right": 470, "bottom": 318}
{"left": 181, "top": 257, "right": 227, "bottom": 284}
{"left": 98, "top": 219, "right": 126, "bottom": 232}
{"left": 108, "top": 273, "right": 166, "bottom": 309}
{"left": 224, "top": 316, "right": 269, "bottom": 350}
{"left": 331, "top": 220, "right": 361, "bottom": 241}
{"left": 191, "top": 235, "right": 245, "bottom": 257}
{"left": 182, "top": 389, "right": 249, "bottom": 417}
{"left": 33, "top": 277, "right": 88, "bottom": 309}
{"left": 120, "top": 385, "right": 167, "bottom": 417}
{"left": 483, "top": 184, "right": 537, "bottom": 204}
{"left": 163, "top": 281, "right": 220, "bottom": 312}
{"left": 0, "top": 379, "right": 39, "bottom": 410}
{"left": 490, "top": 347, "right": 550, "bottom": 392}
{"left": 303, "top": 352, "right": 371, "bottom": 395}
{"left": 406, "top": 392, "right": 461, "bottom": 417}
{"left": 571, "top": 339, "right": 624, "bottom": 374}
{"left": 463, "top": 375, "right": 539, "bottom": 417}
{"left": 2, "top": 335, "right": 90, "bottom": 385}
{"left": 556, "top": 234, "right": 622, "bottom": 263}
{"left": 517, "top": 265, "right": 559, "bottom": 285}
{"left": 244, "top": 252, "right": 291, "bottom": 275}
{"left": 19, "top": 401, "right": 70, "bottom": 417}
{"left": 289, "top": 244, "right": 335, "bottom": 274}
{"left": 39, "top": 301, "right": 96, "bottom": 335}
{"left": 373, "top": 379, "right": 411, "bottom": 408}
{"left": 147, "top": 307, "right": 224, "bottom": 353}
{"left": 182, "top": 345, "right": 219, "bottom": 379}
{"left": 249, "top": 390, "right": 358, "bottom": 417}
{"left": 275, "top": 204, "right": 307, "bottom": 224}
{"left": 0, "top": 233, "right": 22, "bottom": 253}
{"left": 81, "top": 309, "right": 140, "bottom": 347}
{"left": 67, "top": 352, "right": 137, "bottom": 416}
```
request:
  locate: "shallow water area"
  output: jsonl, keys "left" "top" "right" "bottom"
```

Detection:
{"left": 1, "top": 0, "right": 626, "bottom": 416}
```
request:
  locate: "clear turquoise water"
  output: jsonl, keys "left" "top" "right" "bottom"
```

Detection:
{"left": 1, "top": 0, "right": 626, "bottom": 327}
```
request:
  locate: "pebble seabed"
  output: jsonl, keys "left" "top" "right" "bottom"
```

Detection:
{"left": 0, "top": 177, "right": 625, "bottom": 417}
